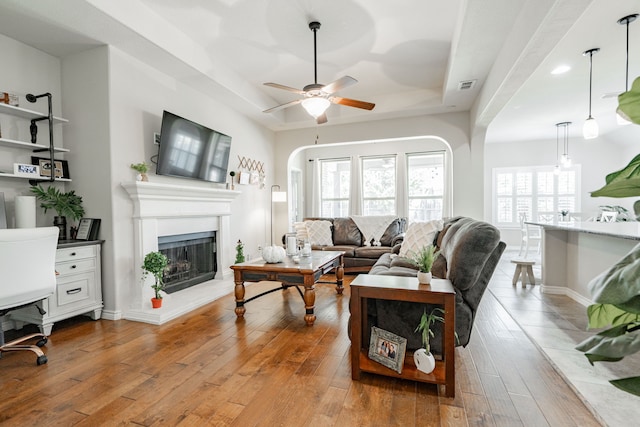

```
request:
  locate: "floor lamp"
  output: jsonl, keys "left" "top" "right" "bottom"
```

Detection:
{"left": 271, "top": 185, "right": 287, "bottom": 245}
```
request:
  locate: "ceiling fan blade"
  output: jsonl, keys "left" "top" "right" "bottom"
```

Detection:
{"left": 264, "top": 82, "right": 306, "bottom": 95}
{"left": 330, "top": 96, "right": 375, "bottom": 111}
{"left": 316, "top": 113, "right": 328, "bottom": 125}
{"left": 322, "top": 76, "right": 358, "bottom": 94}
{"left": 263, "top": 99, "right": 302, "bottom": 113}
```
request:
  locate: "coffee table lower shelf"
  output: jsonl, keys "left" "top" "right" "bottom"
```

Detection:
{"left": 357, "top": 350, "right": 447, "bottom": 384}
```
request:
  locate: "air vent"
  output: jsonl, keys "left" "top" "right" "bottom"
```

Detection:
{"left": 458, "top": 80, "right": 477, "bottom": 91}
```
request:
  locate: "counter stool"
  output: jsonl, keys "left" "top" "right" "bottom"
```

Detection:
{"left": 511, "top": 259, "right": 536, "bottom": 287}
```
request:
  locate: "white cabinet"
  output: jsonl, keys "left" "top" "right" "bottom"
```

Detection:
{"left": 10, "top": 241, "right": 103, "bottom": 335}
{"left": 0, "top": 102, "right": 70, "bottom": 182}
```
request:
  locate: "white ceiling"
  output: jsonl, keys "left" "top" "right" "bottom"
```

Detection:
{"left": 0, "top": 0, "right": 638, "bottom": 143}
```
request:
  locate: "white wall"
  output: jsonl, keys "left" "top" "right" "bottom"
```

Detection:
{"left": 0, "top": 33, "right": 64, "bottom": 227}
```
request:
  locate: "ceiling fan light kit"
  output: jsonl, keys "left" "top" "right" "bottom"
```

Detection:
{"left": 582, "top": 48, "right": 600, "bottom": 140}
{"left": 263, "top": 21, "right": 375, "bottom": 124}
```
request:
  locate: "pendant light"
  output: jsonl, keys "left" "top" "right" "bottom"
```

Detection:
{"left": 616, "top": 14, "right": 638, "bottom": 125}
{"left": 558, "top": 122, "right": 572, "bottom": 167}
{"left": 583, "top": 48, "right": 600, "bottom": 139}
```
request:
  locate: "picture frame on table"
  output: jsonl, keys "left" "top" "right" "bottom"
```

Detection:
{"left": 368, "top": 326, "right": 407, "bottom": 374}
{"left": 76, "top": 218, "right": 101, "bottom": 241}
{"left": 31, "top": 156, "right": 70, "bottom": 179}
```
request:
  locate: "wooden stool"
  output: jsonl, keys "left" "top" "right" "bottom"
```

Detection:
{"left": 511, "top": 259, "right": 536, "bottom": 287}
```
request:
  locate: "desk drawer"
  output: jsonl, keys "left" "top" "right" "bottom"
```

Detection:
{"left": 57, "top": 246, "right": 96, "bottom": 262}
{"left": 56, "top": 273, "right": 91, "bottom": 307}
{"left": 56, "top": 258, "right": 96, "bottom": 276}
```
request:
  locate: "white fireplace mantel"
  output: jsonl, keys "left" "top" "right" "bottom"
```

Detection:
{"left": 122, "top": 181, "right": 240, "bottom": 325}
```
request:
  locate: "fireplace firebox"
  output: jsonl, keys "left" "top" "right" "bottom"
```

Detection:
{"left": 158, "top": 231, "right": 217, "bottom": 294}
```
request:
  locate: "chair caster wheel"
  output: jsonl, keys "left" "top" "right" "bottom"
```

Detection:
{"left": 36, "top": 337, "right": 48, "bottom": 347}
{"left": 37, "top": 355, "right": 48, "bottom": 365}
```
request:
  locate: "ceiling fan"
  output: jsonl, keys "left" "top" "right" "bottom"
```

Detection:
{"left": 263, "top": 21, "right": 375, "bottom": 124}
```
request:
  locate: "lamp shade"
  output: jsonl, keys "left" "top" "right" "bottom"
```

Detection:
{"left": 272, "top": 191, "right": 287, "bottom": 203}
{"left": 301, "top": 97, "right": 330, "bottom": 118}
{"left": 583, "top": 117, "right": 599, "bottom": 139}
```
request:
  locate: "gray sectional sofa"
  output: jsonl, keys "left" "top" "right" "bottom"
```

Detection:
{"left": 304, "top": 217, "right": 406, "bottom": 273}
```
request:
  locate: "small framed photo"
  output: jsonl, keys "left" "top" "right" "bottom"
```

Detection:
{"left": 238, "top": 171, "right": 250, "bottom": 185}
{"left": 76, "top": 218, "right": 101, "bottom": 241}
{"left": 249, "top": 171, "right": 260, "bottom": 185}
{"left": 13, "top": 163, "right": 40, "bottom": 178}
{"left": 31, "top": 156, "right": 70, "bottom": 179}
{"left": 368, "top": 326, "right": 407, "bottom": 374}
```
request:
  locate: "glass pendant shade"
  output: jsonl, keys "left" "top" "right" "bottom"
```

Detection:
{"left": 301, "top": 97, "right": 330, "bottom": 118}
{"left": 554, "top": 165, "right": 561, "bottom": 175}
{"left": 583, "top": 117, "right": 599, "bottom": 139}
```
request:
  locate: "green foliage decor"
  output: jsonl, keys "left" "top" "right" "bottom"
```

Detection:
{"left": 130, "top": 162, "right": 149, "bottom": 173}
{"left": 235, "top": 240, "right": 245, "bottom": 264}
{"left": 142, "top": 251, "right": 169, "bottom": 299}
{"left": 415, "top": 307, "right": 445, "bottom": 353}
{"left": 30, "top": 184, "right": 85, "bottom": 221}
{"left": 408, "top": 245, "right": 439, "bottom": 273}
{"left": 590, "top": 153, "right": 640, "bottom": 198}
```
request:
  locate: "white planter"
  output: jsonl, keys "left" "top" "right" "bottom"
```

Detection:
{"left": 414, "top": 348, "right": 436, "bottom": 374}
{"left": 417, "top": 271, "right": 432, "bottom": 284}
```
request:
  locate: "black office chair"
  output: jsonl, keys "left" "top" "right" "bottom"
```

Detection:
{"left": 0, "top": 227, "right": 58, "bottom": 365}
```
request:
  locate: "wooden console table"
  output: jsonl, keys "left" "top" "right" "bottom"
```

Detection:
{"left": 231, "top": 250, "right": 344, "bottom": 326}
{"left": 349, "top": 274, "right": 456, "bottom": 397}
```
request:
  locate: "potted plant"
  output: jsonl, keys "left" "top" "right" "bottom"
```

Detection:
{"left": 408, "top": 244, "right": 439, "bottom": 284}
{"left": 235, "top": 239, "right": 245, "bottom": 263}
{"left": 30, "top": 184, "right": 85, "bottom": 241}
{"left": 130, "top": 162, "right": 149, "bottom": 182}
{"left": 413, "top": 307, "right": 447, "bottom": 374}
{"left": 142, "top": 251, "right": 168, "bottom": 308}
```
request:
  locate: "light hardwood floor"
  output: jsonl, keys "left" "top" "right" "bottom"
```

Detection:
{"left": 1, "top": 273, "right": 601, "bottom": 426}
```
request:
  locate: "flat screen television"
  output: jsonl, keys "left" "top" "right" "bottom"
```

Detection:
{"left": 156, "top": 111, "right": 232, "bottom": 183}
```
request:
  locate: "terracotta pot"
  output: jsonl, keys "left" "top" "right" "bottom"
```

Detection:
{"left": 151, "top": 297, "right": 163, "bottom": 308}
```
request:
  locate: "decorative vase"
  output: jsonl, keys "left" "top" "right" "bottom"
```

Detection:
{"left": 136, "top": 173, "right": 149, "bottom": 182}
{"left": 53, "top": 216, "right": 67, "bottom": 241}
{"left": 414, "top": 348, "right": 436, "bottom": 374}
{"left": 151, "top": 297, "right": 162, "bottom": 308}
{"left": 262, "top": 245, "right": 286, "bottom": 263}
{"left": 417, "top": 271, "right": 432, "bottom": 284}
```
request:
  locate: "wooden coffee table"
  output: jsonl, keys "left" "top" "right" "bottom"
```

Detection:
{"left": 230, "top": 250, "right": 344, "bottom": 325}
{"left": 349, "top": 274, "right": 456, "bottom": 397}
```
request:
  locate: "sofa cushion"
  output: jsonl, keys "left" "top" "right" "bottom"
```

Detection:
{"left": 398, "top": 220, "right": 443, "bottom": 258}
{"left": 320, "top": 245, "right": 356, "bottom": 257}
{"left": 379, "top": 218, "right": 406, "bottom": 247}
{"left": 305, "top": 220, "right": 333, "bottom": 246}
{"left": 438, "top": 217, "right": 502, "bottom": 291}
{"left": 332, "top": 217, "right": 363, "bottom": 246}
{"left": 354, "top": 246, "right": 392, "bottom": 259}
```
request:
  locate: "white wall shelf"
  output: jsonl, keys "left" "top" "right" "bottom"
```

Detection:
{"left": 0, "top": 102, "right": 68, "bottom": 123}
{"left": 0, "top": 172, "right": 71, "bottom": 182}
{"left": 0, "top": 137, "right": 69, "bottom": 152}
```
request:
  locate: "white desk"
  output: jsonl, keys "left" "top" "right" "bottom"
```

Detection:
{"left": 527, "top": 221, "right": 640, "bottom": 305}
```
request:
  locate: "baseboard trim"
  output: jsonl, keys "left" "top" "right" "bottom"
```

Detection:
{"left": 540, "top": 284, "right": 592, "bottom": 307}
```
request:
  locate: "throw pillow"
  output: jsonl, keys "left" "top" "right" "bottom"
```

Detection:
{"left": 305, "top": 220, "right": 333, "bottom": 246}
{"left": 293, "top": 222, "right": 309, "bottom": 242}
{"left": 398, "top": 220, "right": 444, "bottom": 259}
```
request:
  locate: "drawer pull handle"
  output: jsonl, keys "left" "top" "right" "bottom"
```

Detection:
{"left": 71, "top": 265, "right": 77, "bottom": 269}
{"left": 66, "top": 288, "right": 82, "bottom": 295}
{"left": 70, "top": 252, "right": 77, "bottom": 256}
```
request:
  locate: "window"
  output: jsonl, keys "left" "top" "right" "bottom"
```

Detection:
{"left": 493, "top": 165, "right": 580, "bottom": 225}
{"left": 319, "top": 158, "right": 350, "bottom": 217}
{"left": 406, "top": 152, "right": 444, "bottom": 221}
{"left": 361, "top": 156, "right": 396, "bottom": 215}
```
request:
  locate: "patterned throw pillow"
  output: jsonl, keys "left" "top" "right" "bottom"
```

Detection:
{"left": 398, "top": 220, "right": 444, "bottom": 258}
{"left": 305, "top": 220, "right": 333, "bottom": 246}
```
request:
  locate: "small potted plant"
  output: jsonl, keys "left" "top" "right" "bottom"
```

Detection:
{"left": 142, "top": 251, "right": 168, "bottom": 308}
{"left": 414, "top": 307, "right": 447, "bottom": 374}
{"left": 30, "top": 184, "right": 85, "bottom": 241}
{"left": 130, "top": 162, "right": 149, "bottom": 181}
{"left": 408, "top": 244, "right": 439, "bottom": 284}
{"left": 235, "top": 239, "right": 245, "bottom": 263}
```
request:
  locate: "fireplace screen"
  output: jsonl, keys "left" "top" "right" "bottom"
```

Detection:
{"left": 158, "top": 231, "right": 217, "bottom": 294}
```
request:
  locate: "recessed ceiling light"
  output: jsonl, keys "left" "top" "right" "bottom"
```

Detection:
{"left": 551, "top": 65, "right": 571, "bottom": 75}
